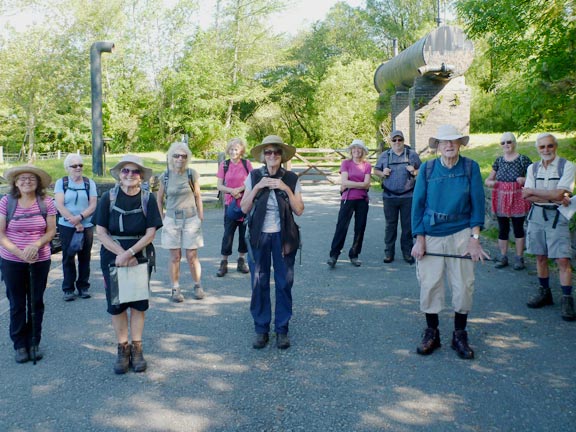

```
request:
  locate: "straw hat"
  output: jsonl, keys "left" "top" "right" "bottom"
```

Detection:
{"left": 109, "top": 155, "right": 153, "bottom": 182}
{"left": 428, "top": 125, "right": 470, "bottom": 149}
{"left": 250, "top": 135, "right": 296, "bottom": 163}
{"left": 4, "top": 165, "right": 52, "bottom": 189}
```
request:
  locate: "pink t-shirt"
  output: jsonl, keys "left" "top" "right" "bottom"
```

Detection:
{"left": 340, "top": 159, "right": 371, "bottom": 201}
{"left": 217, "top": 159, "right": 253, "bottom": 205}
{"left": 0, "top": 195, "right": 57, "bottom": 262}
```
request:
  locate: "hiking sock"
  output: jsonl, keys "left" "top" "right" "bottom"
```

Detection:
{"left": 454, "top": 312, "right": 468, "bottom": 331}
{"left": 538, "top": 277, "right": 550, "bottom": 289}
{"left": 561, "top": 285, "right": 573, "bottom": 295}
{"left": 425, "top": 313, "right": 439, "bottom": 329}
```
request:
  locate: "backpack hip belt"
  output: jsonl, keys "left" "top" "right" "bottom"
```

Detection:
{"left": 165, "top": 207, "right": 197, "bottom": 219}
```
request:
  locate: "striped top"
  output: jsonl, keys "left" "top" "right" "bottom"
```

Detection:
{"left": 0, "top": 195, "right": 57, "bottom": 263}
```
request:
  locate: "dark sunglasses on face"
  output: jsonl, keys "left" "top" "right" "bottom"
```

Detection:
{"left": 538, "top": 144, "right": 555, "bottom": 150}
{"left": 392, "top": 138, "right": 404, "bottom": 142}
{"left": 172, "top": 154, "right": 187, "bottom": 159}
{"left": 264, "top": 149, "right": 282, "bottom": 156}
{"left": 500, "top": 141, "right": 513, "bottom": 145}
{"left": 69, "top": 164, "right": 84, "bottom": 168}
{"left": 120, "top": 168, "right": 141, "bottom": 176}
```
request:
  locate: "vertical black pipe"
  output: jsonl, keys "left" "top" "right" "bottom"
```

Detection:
{"left": 90, "top": 41, "right": 114, "bottom": 176}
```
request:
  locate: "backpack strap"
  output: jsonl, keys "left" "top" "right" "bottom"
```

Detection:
{"left": 63, "top": 176, "right": 91, "bottom": 205}
{"left": 532, "top": 158, "right": 566, "bottom": 187}
{"left": 109, "top": 185, "right": 149, "bottom": 232}
{"left": 163, "top": 169, "right": 195, "bottom": 195}
{"left": 425, "top": 157, "right": 472, "bottom": 181}
{"left": 6, "top": 195, "right": 47, "bottom": 226}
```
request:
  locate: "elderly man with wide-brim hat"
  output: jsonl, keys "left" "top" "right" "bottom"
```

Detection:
{"left": 241, "top": 135, "right": 304, "bottom": 350}
{"left": 411, "top": 125, "right": 490, "bottom": 360}
{"left": 521, "top": 133, "right": 576, "bottom": 321}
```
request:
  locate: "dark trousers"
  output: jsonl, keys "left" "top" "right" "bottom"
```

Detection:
{"left": 249, "top": 232, "right": 296, "bottom": 334}
{"left": 2, "top": 259, "right": 51, "bottom": 350}
{"left": 329, "top": 199, "right": 369, "bottom": 259}
{"left": 59, "top": 225, "right": 94, "bottom": 293}
{"left": 497, "top": 216, "right": 526, "bottom": 240}
{"left": 220, "top": 209, "right": 248, "bottom": 256}
{"left": 383, "top": 197, "right": 413, "bottom": 257}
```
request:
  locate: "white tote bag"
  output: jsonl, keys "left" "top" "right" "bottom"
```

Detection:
{"left": 109, "top": 262, "right": 150, "bottom": 305}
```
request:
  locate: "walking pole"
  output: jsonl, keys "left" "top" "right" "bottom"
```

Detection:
{"left": 28, "top": 264, "right": 37, "bottom": 365}
{"left": 424, "top": 252, "right": 494, "bottom": 262}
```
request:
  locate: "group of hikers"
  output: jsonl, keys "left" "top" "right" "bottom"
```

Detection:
{"left": 0, "top": 125, "right": 573, "bottom": 373}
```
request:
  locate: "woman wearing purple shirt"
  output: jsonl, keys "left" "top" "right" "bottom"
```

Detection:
{"left": 327, "top": 139, "right": 372, "bottom": 268}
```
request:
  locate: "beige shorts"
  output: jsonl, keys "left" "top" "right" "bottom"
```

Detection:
{"left": 161, "top": 216, "right": 204, "bottom": 250}
{"left": 416, "top": 229, "right": 475, "bottom": 314}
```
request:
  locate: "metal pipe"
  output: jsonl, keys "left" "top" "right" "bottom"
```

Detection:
{"left": 90, "top": 41, "right": 114, "bottom": 177}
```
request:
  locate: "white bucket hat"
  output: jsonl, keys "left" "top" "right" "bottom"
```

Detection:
{"left": 428, "top": 125, "right": 470, "bottom": 149}
{"left": 348, "top": 139, "right": 368, "bottom": 153}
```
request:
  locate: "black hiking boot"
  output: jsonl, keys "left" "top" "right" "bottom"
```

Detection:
{"left": 416, "top": 328, "right": 441, "bottom": 355}
{"left": 561, "top": 295, "right": 576, "bottom": 321}
{"left": 527, "top": 286, "right": 554, "bottom": 308}
{"left": 451, "top": 330, "right": 474, "bottom": 359}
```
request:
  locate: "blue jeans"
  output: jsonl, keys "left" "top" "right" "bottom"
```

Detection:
{"left": 249, "top": 232, "right": 296, "bottom": 335}
{"left": 220, "top": 210, "right": 248, "bottom": 256}
{"left": 2, "top": 259, "right": 51, "bottom": 350}
{"left": 59, "top": 225, "right": 94, "bottom": 293}
{"left": 329, "top": 199, "right": 369, "bottom": 259}
{"left": 383, "top": 197, "right": 413, "bottom": 257}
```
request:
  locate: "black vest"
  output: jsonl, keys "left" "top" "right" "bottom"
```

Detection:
{"left": 248, "top": 167, "right": 300, "bottom": 255}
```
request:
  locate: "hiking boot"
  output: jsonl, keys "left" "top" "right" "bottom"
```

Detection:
{"left": 403, "top": 254, "right": 415, "bottom": 265}
{"left": 253, "top": 333, "right": 269, "bottom": 349}
{"left": 350, "top": 257, "right": 361, "bottom": 267}
{"left": 237, "top": 257, "right": 249, "bottom": 274}
{"left": 30, "top": 345, "right": 43, "bottom": 362}
{"left": 513, "top": 256, "right": 525, "bottom": 271}
{"left": 451, "top": 330, "right": 474, "bottom": 359}
{"left": 194, "top": 284, "right": 205, "bottom": 300}
{"left": 63, "top": 291, "right": 76, "bottom": 302}
{"left": 114, "top": 342, "right": 131, "bottom": 375}
{"left": 527, "top": 286, "right": 554, "bottom": 308}
{"left": 383, "top": 256, "right": 394, "bottom": 263}
{"left": 327, "top": 256, "right": 337, "bottom": 268}
{"left": 276, "top": 333, "right": 290, "bottom": 350}
{"left": 561, "top": 295, "right": 576, "bottom": 322}
{"left": 416, "top": 328, "right": 441, "bottom": 355}
{"left": 130, "top": 341, "right": 147, "bottom": 373}
{"left": 77, "top": 289, "right": 91, "bottom": 299}
{"left": 171, "top": 287, "right": 184, "bottom": 303}
{"left": 494, "top": 255, "right": 508, "bottom": 269}
{"left": 216, "top": 260, "right": 228, "bottom": 277}
{"left": 15, "top": 347, "right": 29, "bottom": 364}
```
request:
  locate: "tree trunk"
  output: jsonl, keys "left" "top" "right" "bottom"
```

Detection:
{"left": 26, "top": 110, "right": 36, "bottom": 162}
{"left": 225, "top": 0, "right": 242, "bottom": 131}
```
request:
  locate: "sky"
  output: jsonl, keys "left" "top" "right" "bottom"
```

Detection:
{"left": 2, "top": 1, "right": 366, "bottom": 34}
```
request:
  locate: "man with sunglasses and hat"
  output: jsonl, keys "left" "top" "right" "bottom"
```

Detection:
{"left": 522, "top": 133, "right": 575, "bottom": 321}
{"left": 374, "top": 130, "right": 422, "bottom": 264}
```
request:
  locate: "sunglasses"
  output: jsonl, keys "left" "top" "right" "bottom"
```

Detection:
{"left": 264, "top": 149, "right": 282, "bottom": 156}
{"left": 538, "top": 143, "right": 555, "bottom": 150}
{"left": 69, "top": 164, "right": 84, "bottom": 169}
{"left": 391, "top": 138, "right": 404, "bottom": 142}
{"left": 500, "top": 141, "right": 513, "bottom": 145}
{"left": 172, "top": 154, "right": 187, "bottom": 159}
{"left": 120, "top": 168, "right": 141, "bottom": 176}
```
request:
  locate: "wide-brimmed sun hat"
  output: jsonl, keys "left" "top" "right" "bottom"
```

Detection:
{"left": 4, "top": 165, "right": 52, "bottom": 189}
{"left": 250, "top": 135, "right": 296, "bottom": 163}
{"left": 348, "top": 139, "right": 369, "bottom": 153}
{"left": 428, "top": 125, "right": 470, "bottom": 149}
{"left": 110, "top": 154, "right": 153, "bottom": 182}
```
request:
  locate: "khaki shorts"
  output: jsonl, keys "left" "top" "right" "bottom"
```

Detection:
{"left": 161, "top": 216, "right": 204, "bottom": 250}
{"left": 416, "top": 229, "right": 475, "bottom": 314}
{"left": 526, "top": 208, "right": 572, "bottom": 259}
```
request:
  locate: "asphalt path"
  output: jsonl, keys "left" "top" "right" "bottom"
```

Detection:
{"left": 1, "top": 185, "right": 574, "bottom": 432}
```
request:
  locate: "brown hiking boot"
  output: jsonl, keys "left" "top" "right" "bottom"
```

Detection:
{"left": 561, "top": 295, "right": 576, "bottom": 321}
{"left": 216, "top": 260, "right": 228, "bottom": 277}
{"left": 130, "top": 341, "right": 147, "bottom": 373}
{"left": 527, "top": 286, "right": 554, "bottom": 308}
{"left": 451, "top": 330, "right": 474, "bottom": 359}
{"left": 416, "top": 328, "right": 441, "bottom": 355}
{"left": 114, "top": 342, "right": 131, "bottom": 374}
{"left": 237, "top": 257, "right": 249, "bottom": 273}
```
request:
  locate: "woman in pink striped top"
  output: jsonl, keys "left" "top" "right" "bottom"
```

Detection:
{"left": 0, "top": 166, "right": 57, "bottom": 364}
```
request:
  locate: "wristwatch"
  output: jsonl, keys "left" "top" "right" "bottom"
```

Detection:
{"left": 470, "top": 234, "right": 480, "bottom": 240}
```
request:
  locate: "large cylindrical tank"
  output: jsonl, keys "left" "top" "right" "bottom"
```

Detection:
{"left": 374, "top": 26, "right": 473, "bottom": 92}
